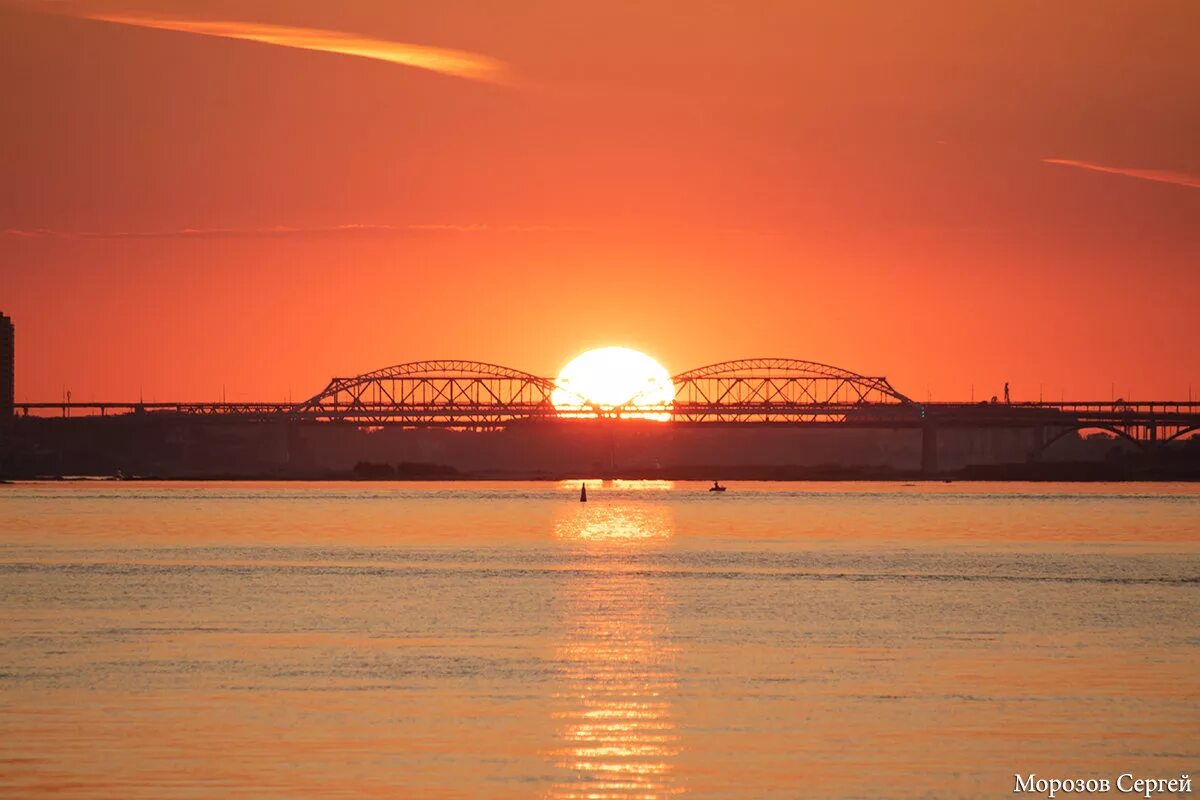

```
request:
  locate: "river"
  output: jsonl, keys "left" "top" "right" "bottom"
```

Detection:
{"left": 1, "top": 481, "right": 1196, "bottom": 798}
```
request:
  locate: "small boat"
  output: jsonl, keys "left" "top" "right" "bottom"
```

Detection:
{"left": 709, "top": 481, "right": 726, "bottom": 492}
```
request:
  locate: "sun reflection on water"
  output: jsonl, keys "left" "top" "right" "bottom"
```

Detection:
{"left": 553, "top": 500, "right": 675, "bottom": 544}
{"left": 549, "top": 501, "right": 681, "bottom": 799}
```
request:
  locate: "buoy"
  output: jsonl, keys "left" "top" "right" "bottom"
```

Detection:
{"left": 580, "top": 483, "right": 588, "bottom": 502}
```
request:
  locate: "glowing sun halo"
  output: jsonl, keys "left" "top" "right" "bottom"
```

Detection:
{"left": 551, "top": 347, "right": 675, "bottom": 420}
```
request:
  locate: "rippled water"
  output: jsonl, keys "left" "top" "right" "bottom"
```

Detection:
{"left": 1, "top": 481, "right": 1197, "bottom": 798}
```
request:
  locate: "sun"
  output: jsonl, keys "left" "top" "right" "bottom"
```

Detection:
{"left": 551, "top": 347, "right": 675, "bottom": 420}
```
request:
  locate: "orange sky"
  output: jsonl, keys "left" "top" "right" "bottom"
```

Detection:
{"left": 1, "top": 0, "right": 1197, "bottom": 403}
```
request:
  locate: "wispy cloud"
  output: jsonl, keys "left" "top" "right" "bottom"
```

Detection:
{"left": 2, "top": 223, "right": 571, "bottom": 240}
{"left": 407, "top": 223, "right": 567, "bottom": 233}
{"left": 73, "top": 12, "right": 513, "bottom": 85}
{"left": 3, "top": 224, "right": 404, "bottom": 240}
{"left": 1043, "top": 159, "right": 1200, "bottom": 190}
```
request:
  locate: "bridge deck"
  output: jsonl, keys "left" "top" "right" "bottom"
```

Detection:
{"left": 11, "top": 399, "right": 1200, "bottom": 441}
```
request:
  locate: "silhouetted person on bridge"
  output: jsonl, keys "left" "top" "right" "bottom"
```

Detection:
{"left": 1004, "top": 382, "right": 1010, "bottom": 404}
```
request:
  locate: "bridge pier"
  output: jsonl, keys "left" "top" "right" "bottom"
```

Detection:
{"left": 921, "top": 423, "right": 938, "bottom": 474}
{"left": 1028, "top": 425, "right": 1048, "bottom": 462}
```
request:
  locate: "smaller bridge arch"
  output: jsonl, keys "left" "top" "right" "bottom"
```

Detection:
{"left": 1165, "top": 425, "right": 1200, "bottom": 443}
{"left": 1034, "top": 424, "right": 1146, "bottom": 458}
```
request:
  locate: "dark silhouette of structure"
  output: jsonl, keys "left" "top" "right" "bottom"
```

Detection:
{"left": 6, "top": 354, "right": 1199, "bottom": 478}
{"left": 0, "top": 313, "right": 13, "bottom": 420}
{"left": 14, "top": 356, "right": 1196, "bottom": 445}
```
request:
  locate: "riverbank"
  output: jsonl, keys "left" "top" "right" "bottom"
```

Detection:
{"left": 6, "top": 460, "right": 1200, "bottom": 482}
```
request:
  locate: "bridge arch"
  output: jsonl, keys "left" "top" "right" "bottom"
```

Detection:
{"left": 1165, "top": 425, "right": 1200, "bottom": 443}
{"left": 670, "top": 357, "right": 912, "bottom": 422}
{"left": 672, "top": 358, "right": 911, "bottom": 402}
{"left": 1036, "top": 424, "right": 1145, "bottom": 457}
{"left": 295, "top": 360, "right": 558, "bottom": 425}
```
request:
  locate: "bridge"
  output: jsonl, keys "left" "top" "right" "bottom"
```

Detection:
{"left": 13, "top": 358, "right": 1200, "bottom": 461}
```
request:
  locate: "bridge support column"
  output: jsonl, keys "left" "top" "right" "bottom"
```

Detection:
{"left": 921, "top": 423, "right": 938, "bottom": 474}
{"left": 1028, "top": 426, "right": 1047, "bottom": 462}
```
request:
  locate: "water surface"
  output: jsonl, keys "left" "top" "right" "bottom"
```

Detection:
{"left": 1, "top": 481, "right": 1197, "bottom": 798}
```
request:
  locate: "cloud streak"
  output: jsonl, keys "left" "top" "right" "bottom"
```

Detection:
{"left": 3, "top": 223, "right": 403, "bottom": 240}
{"left": 2, "top": 223, "right": 571, "bottom": 240}
{"left": 76, "top": 12, "right": 513, "bottom": 85}
{"left": 1043, "top": 159, "right": 1200, "bottom": 190}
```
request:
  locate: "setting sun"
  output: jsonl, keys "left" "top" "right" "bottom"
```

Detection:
{"left": 551, "top": 347, "right": 675, "bottom": 420}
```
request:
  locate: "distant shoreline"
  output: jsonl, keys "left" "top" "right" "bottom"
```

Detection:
{"left": 6, "top": 463, "right": 1199, "bottom": 483}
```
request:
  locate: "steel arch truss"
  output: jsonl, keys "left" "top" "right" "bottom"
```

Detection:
{"left": 289, "top": 357, "right": 916, "bottom": 426}
{"left": 670, "top": 358, "right": 913, "bottom": 423}
{"left": 293, "top": 360, "right": 559, "bottom": 426}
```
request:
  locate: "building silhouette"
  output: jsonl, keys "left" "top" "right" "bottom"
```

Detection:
{"left": 0, "top": 313, "right": 12, "bottom": 418}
